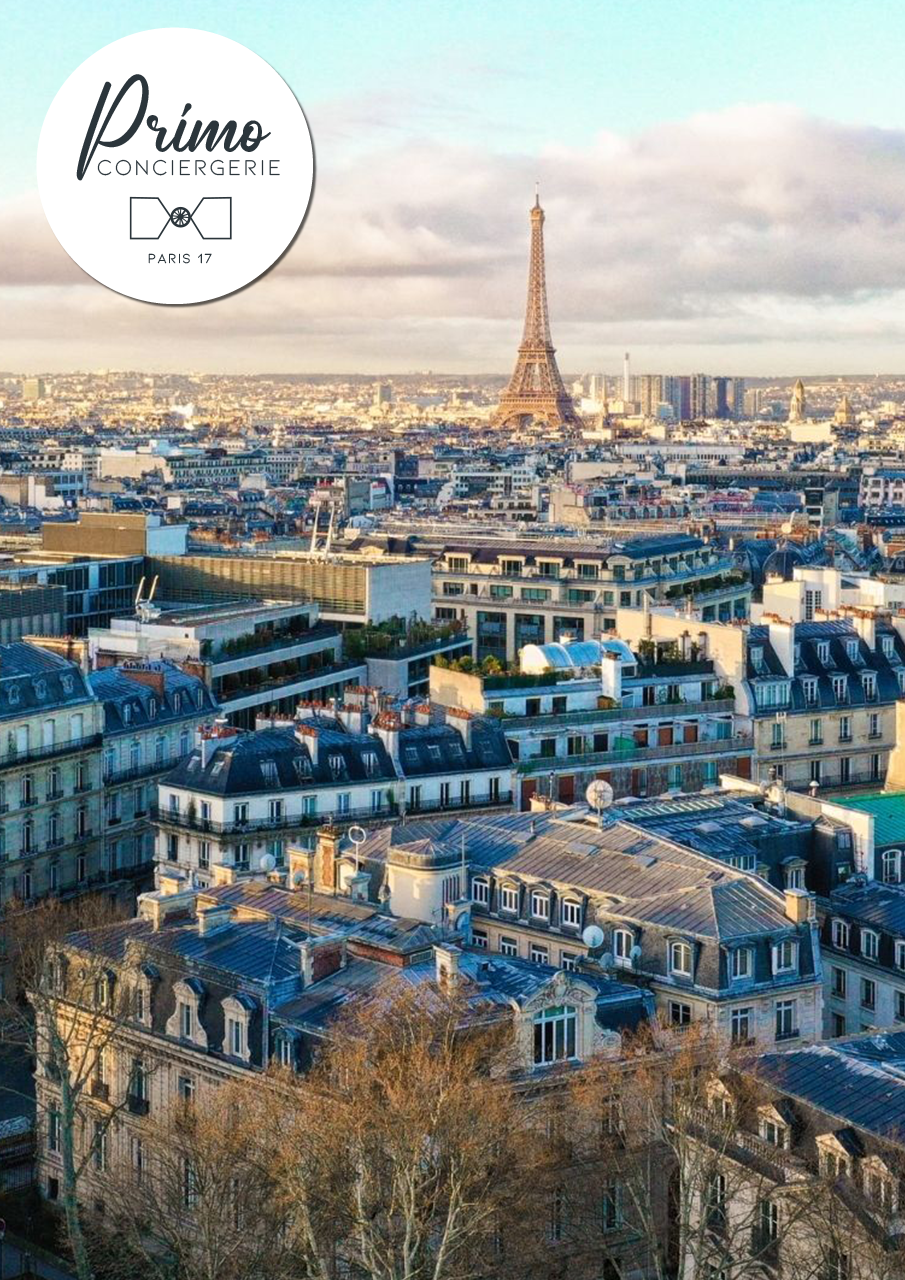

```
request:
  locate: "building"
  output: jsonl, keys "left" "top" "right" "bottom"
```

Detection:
{"left": 153, "top": 701, "right": 514, "bottom": 887}
{"left": 614, "top": 608, "right": 901, "bottom": 793}
{"left": 353, "top": 809, "right": 824, "bottom": 1047}
{"left": 90, "top": 599, "right": 357, "bottom": 729}
{"left": 431, "top": 637, "right": 749, "bottom": 808}
{"left": 686, "top": 1036, "right": 905, "bottom": 1279}
{"left": 21, "top": 377, "right": 46, "bottom": 402}
{"left": 821, "top": 878, "right": 905, "bottom": 1037}
{"left": 0, "top": 643, "right": 106, "bottom": 947}
{"left": 41, "top": 512, "right": 188, "bottom": 558}
{"left": 432, "top": 534, "right": 748, "bottom": 661}
{"left": 148, "top": 548, "right": 433, "bottom": 626}
{"left": 89, "top": 661, "right": 218, "bottom": 883}
{"left": 34, "top": 861, "right": 654, "bottom": 1244}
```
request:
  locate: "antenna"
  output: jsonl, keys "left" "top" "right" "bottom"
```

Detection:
{"left": 348, "top": 824, "right": 366, "bottom": 873}
{"left": 134, "top": 576, "right": 146, "bottom": 609}
{"left": 147, "top": 574, "right": 159, "bottom": 602}
{"left": 534, "top": 179, "right": 539, "bottom": 207}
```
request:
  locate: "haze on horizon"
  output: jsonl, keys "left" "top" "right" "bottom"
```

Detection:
{"left": 6, "top": 0, "right": 905, "bottom": 376}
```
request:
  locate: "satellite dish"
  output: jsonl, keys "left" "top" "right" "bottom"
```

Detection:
{"left": 292, "top": 870, "right": 306, "bottom": 887}
{"left": 600, "top": 951, "right": 614, "bottom": 970}
{"left": 582, "top": 924, "right": 605, "bottom": 950}
{"left": 259, "top": 853, "right": 276, "bottom": 873}
{"left": 630, "top": 944, "right": 642, "bottom": 961}
{"left": 585, "top": 779, "right": 614, "bottom": 813}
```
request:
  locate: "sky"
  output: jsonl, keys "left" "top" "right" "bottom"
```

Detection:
{"left": 4, "top": 0, "right": 905, "bottom": 374}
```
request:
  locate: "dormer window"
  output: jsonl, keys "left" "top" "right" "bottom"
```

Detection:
{"left": 759, "top": 1107, "right": 789, "bottom": 1149}
{"left": 530, "top": 891, "right": 550, "bottom": 920}
{"left": 882, "top": 850, "right": 902, "bottom": 884}
{"left": 861, "top": 928, "right": 879, "bottom": 962}
{"left": 328, "top": 753, "right": 345, "bottom": 776}
{"left": 846, "top": 640, "right": 859, "bottom": 662}
{"left": 832, "top": 919, "right": 850, "bottom": 949}
{"left": 669, "top": 940, "right": 693, "bottom": 978}
{"left": 122, "top": 703, "right": 132, "bottom": 725}
{"left": 882, "top": 635, "right": 896, "bottom": 660}
{"left": 802, "top": 677, "right": 818, "bottom": 706}
{"left": 613, "top": 928, "right": 634, "bottom": 969}
{"left": 773, "top": 939, "right": 798, "bottom": 974}
{"left": 500, "top": 885, "right": 519, "bottom": 914}
{"left": 166, "top": 979, "right": 208, "bottom": 1049}
{"left": 817, "top": 641, "right": 830, "bottom": 664}
{"left": 561, "top": 899, "right": 581, "bottom": 929}
{"left": 862, "top": 672, "right": 877, "bottom": 700}
{"left": 260, "top": 760, "right": 278, "bottom": 786}
{"left": 533, "top": 1005, "right": 577, "bottom": 1066}
{"left": 147, "top": 698, "right": 157, "bottom": 719}
{"left": 862, "top": 1156, "right": 896, "bottom": 1210}
{"left": 895, "top": 939, "right": 905, "bottom": 971}
{"left": 472, "top": 878, "right": 490, "bottom": 906}
{"left": 222, "top": 995, "right": 254, "bottom": 1064}
{"left": 363, "top": 752, "right": 380, "bottom": 776}
{"left": 731, "top": 947, "right": 753, "bottom": 980}
{"left": 832, "top": 675, "right": 848, "bottom": 703}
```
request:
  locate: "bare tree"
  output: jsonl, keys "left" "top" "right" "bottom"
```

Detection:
{"left": 92, "top": 1080, "right": 293, "bottom": 1280}
{"left": 0, "top": 895, "right": 138, "bottom": 1280}
{"left": 566, "top": 1025, "right": 836, "bottom": 1280}
{"left": 266, "top": 985, "right": 555, "bottom": 1280}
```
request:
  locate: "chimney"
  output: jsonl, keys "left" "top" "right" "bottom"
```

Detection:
{"left": 434, "top": 943, "right": 461, "bottom": 989}
{"left": 370, "top": 711, "right": 402, "bottom": 760}
{"left": 197, "top": 719, "right": 239, "bottom": 768}
{"left": 348, "top": 870, "right": 371, "bottom": 902}
{"left": 783, "top": 888, "right": 814, "bottom": 924}
{"left": 299, "top": 939, "right": 314, "bottom": 986}
{"left": 414, "top": 703, "right": 432, "bottom": 727}
{"left": 600, "top": 652, "right": 622, "bottom": 703}
{"left": 197, "top": 904, "right": 232, "bottom": 937}
{"left": 295, "top": 722, "right": 319, "bottom": 768}
{"left": 137, "top": 884, "right": 194, "bottom": 931}
{"left": 121, "top": 661, "right": 166, "bottom": 697}
{"left": 445, "top": 706, "right": 473, "bottom": 751}
{"left": 287, "top": 844, "right": 314, "bottom": 891}
{"left": 315, "top": 824, "right": 342, "bottom": 892}
{"left": 767, "top": 622, "right": 795, "bottom": 678}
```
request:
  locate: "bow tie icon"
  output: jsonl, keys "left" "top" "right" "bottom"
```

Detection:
{"left": 129, "top": 197, "right": 232, "bottom": 240}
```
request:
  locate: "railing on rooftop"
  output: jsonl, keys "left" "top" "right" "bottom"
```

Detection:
{"left": 517, "top": 735, "right": 751, "bottom": 776}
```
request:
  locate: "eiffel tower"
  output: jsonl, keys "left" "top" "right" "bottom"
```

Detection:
{"left": 492, "top": 190, "right": 581, "bottom": 430}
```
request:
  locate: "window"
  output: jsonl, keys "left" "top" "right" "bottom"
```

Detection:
{"left": 601, "top": 1181, "right": 623, "bottom": 1233}
{"left": 560, "top": 951, "right": 578, "bottom": 972}
{"left": 869, "top": 712, "right": 881, "bottom": 738}
{"left": 831, "top": 967, "right": 846, "bottom": 998}
{"left": 825, "top": 1251, "right": 851, "bottom": 1280}
{"left": 182, "top": 1159, "right": 198, "bottom": 1210}
{"left": 832, "top": 918, "right": 850, "bottom": 948}
{"left": 92, "top": 1121, "right": 107, "bottom": 1172}
{"left": 761, "top": 1116, "right": 788, "bottom": 1149}
{"left": 48, "top": 1109, "right": 60, "bottom": 1152}
{"left": 773, "top": 938, "right": 797, "bottom": 974}
{"left": 809, "top": 717, "right": 822, "bottom": 745}
{"left": 131, "top": 1137, "right": 144, "bottom": 1184}
{"left": 775, "top": 998, "right": 797, "bottom": 1040}
{"left": 771, "top": 720, "right": 785, "bottom": 749}
{"left": 561, "top": 898, "right": 581, "bottom": 928}
{"left": 530, "top": 891, "right": 550, "bottom": 920}
{"left": 500, "top": 885, "right": 519, "bottom": 913}
{"left": 862, "top": 672, "right": 877, "bottom": 700}
{"left": 499, "top": 936, "right": 518, "bottom": 957}
{"left": 472, "top": 929, "right": 488, "bottom": 950}
{"left": 177, "top": 1075, "right": 194, "bottom": 1103}
{"left": 896, "top": 991, "right": 905, "bottom": 1022}
{"left": 529, "top": 943, "right": 549, "bottom": 965}
{"left": 883, "top": 850, "right": 902, "bottom": 883}
{"left": 731, "top": 947, "right": 752, "bottom": 980}
{"left": 895, "top": 940, "right": 905, "bottom": 971}
{"left": 832, "top": 675, "right": 848, "bottom": 703}
{"left": 669, "top": 940, "right": 693, "bottom": 978}
{"left": 228, "top": 1017, "right": 245, "bottom": 1057}
{"left": 803, "top": 677, "right": 818, "bottom": 706}
{"left": 472, "top": 877, "right": 490, "bottom": 906}
{"left": 180, "top": 1001, "right": 194, "bottom": 1039}
{"left": 669, "top": 1001, "right": 692, "bottom": 1028}
{"left": 613, "top": 928, "right": 634, "bottom": 968}
{"left": 533, "top": 1005, "right": 577, "bottom": 1066}
{"left": 861, "top": 978, "right": 876, "bottom": 1011}
{"left": 198, "top": 840, "right": 210, "bottom": 870}
{"left": 861, "top": 928, "right": 879, "bottom": 961}
{"left": 838, "top": 715, "right": 851, "bottom": 743}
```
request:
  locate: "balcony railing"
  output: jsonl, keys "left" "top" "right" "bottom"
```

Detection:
{"left": 152, "top": 790, "right": 514, "bottom": 836}
{"left": 0, "top": 733, "right": 102, "bottom": 772}
{"left": 497, "top": 697, "right": 730, "bottom": 731}
{"left": 517, "top": 735, "right": 751, "bottom": 776}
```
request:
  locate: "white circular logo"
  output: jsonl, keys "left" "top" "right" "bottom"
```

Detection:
{"left": 37, "top": 28, "right": 314, "bottom": 305}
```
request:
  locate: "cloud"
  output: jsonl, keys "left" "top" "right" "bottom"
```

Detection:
{"left": 5, "top": 103, "right": 905, "bottom": 371}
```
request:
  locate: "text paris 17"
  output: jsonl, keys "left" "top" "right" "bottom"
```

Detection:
{"left": 148, "top": 253, "right": 212, "bottom": 264}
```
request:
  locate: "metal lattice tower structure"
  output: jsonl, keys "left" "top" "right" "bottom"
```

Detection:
{"left": 492, "top": 190, "right": 580, "bottom": 430}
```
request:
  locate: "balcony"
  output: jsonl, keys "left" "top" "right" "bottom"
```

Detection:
{"left": 498, "top": 697, "right": 730, "bottom": 731}
{"left": 152, "top": 790, "right": 514, "bottom": 835}
{"left": 127, "top": 1094, "right": 149, "bottom": 1116}
{"left": 0, "top": 733, "right": 102, "bottom": 773}
{"left": 517, "top": 735, "right": 752, "bottom": 776}
{"left": 90, "top": 1080, "right": 109, "bottom": 1102}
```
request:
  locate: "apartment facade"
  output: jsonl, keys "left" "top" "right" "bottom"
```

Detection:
{"left": 431, "top": 534, "right": 749, "bottom": 662}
